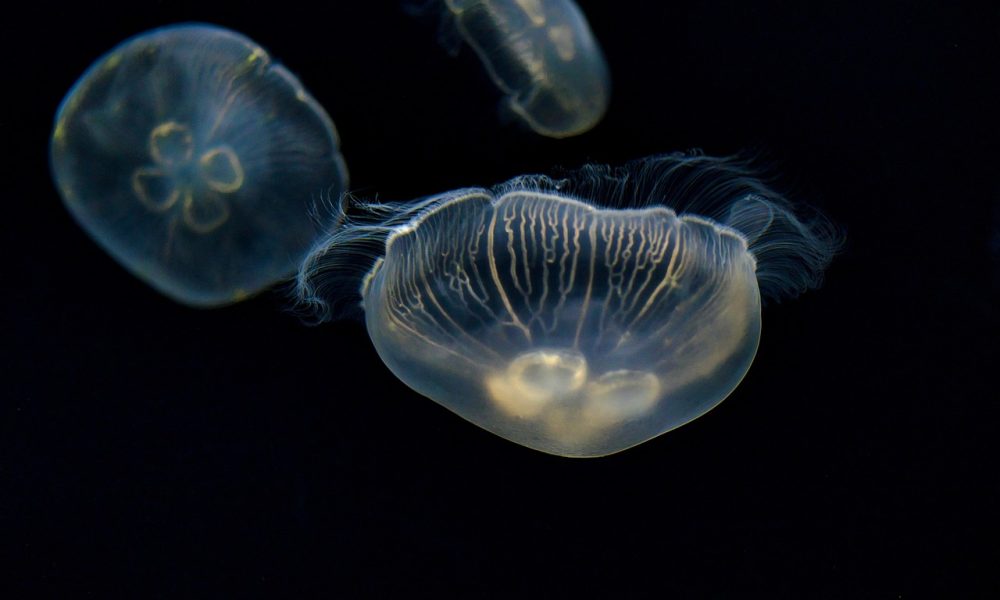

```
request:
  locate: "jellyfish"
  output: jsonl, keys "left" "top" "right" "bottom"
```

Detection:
{"left": 297, "top": 153, "right": 840, "bottom": 457}
{"left": 50, "top": 24, "right": 349, "bottom": 307}
{"left": 438, "top": 0, "right": 610, "bottom": 138}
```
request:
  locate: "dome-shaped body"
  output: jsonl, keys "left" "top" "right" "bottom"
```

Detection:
{"left": 442, "top": 0, "right": 610, "bottom": 138}
{"left": 297, "top": 153, "right": 839, "bottom": 457}
{"left": 363, "top": 190, "right": 761, "bottom": 456}
{"left": 50, "top": 24, "right": 348, "bottom": 307}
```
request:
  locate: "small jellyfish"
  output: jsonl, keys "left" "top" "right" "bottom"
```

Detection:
{"left": 439, "top": 0, "right": 610, "bottom": 138}
{"left": 297, "top": 153, "right": 839, "bottom": 457}
{"left": 51, "top": 24, "right": 348, "bottom": 307}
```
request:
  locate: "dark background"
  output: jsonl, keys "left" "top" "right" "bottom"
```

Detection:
{"left": 4, "top": 0, "right": 998, "bottom": 596}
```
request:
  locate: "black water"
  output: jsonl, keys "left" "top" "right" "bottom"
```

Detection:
{"left": 5, "top": 1, "right": 997, "bottom": 596}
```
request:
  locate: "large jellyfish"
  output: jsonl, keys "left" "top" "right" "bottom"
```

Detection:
{"left": 438, "top": 0, "right": 610, "bottom": 138}
{"left": 297, "top": 153, "right": 839, "bottom": 457}
{"left": 50, "top": 24, "right": 348, "bottom": 307}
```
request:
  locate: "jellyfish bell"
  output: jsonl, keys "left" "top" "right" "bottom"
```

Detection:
{"left": 297, "top": 153, "right": 840, "bottom": 457}
{"left": 50, "top": 23, "right": 348, "bottom": 307}
{"left": 430, "top": 0, "right": 610, "bottom": 138}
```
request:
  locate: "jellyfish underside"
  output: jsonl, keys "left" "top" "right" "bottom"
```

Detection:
{"left": 50, "top": 24, "right": 348, "bottom": 307}
{"left": 444, "top": 0, "right": 610, "bottom": 138}
{"left": 360, "top": 190, "right": 762, "bottom": 457}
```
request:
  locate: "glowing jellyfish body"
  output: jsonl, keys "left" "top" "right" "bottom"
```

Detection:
{"left": 51, "top": 24, "right": 348, "bottom": 307}
{"left": 298, "top": 154, "right": 838, "bottom": 457}
{"left": 443, "top": 0, "right": 610, "bottom": 138}
{"left": 364, "top": 191, "right": 761, "bottom": 457}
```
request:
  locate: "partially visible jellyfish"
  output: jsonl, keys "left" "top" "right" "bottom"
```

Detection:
{"left": 436, "top": 0, "right": 610, "bottom": 138}
{"left": 297, "top": 153, "right": 840, "bottom": 457}
{"left": 50, "top": 24, "right": 348, "bottom": 307}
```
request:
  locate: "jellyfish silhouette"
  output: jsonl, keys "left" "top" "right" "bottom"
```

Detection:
{"left": 50, "top": 23, "right": 348, "bottom": 307}
{"left": 437, "top": 0, "right": 610, "bottom": 138}
{"left": 297, "top": 153, "right": 840, "bottom": 457}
